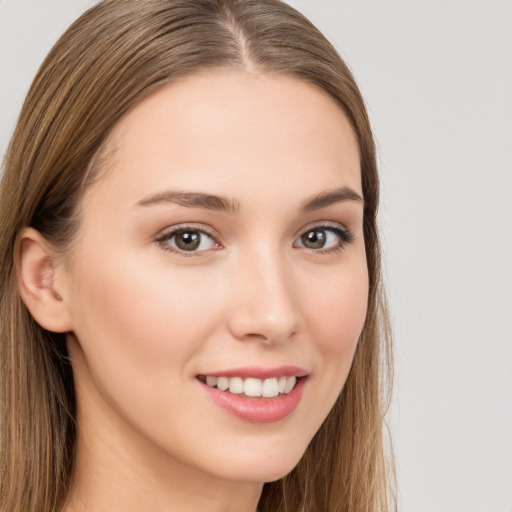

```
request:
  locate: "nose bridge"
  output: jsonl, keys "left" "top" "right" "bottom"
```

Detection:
{"left": 228, "top": 242, "right": 300, "bottom": 344}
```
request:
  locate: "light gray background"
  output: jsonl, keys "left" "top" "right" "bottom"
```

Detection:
{"left": 1, "top": 1, "right": 511, "bottom": 511}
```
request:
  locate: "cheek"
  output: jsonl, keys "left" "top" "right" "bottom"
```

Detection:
{"left": 66, "top": 249, "right": 232, "bottom": 449}
{"left": 303, "top": 262, "right": 369, "bottom": 356}
{"left": 300, "top": 257, "right": 369, "bottom": 423}
{"left": 68, "top": 250, "right": 224, "bottom": 382}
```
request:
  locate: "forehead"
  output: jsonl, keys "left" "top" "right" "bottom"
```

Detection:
{"left": 83, "top": 71, "right": 361, "bottom": 210}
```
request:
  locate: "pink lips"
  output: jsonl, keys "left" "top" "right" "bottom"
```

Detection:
{"left": 198, "top": 366, "right": 308, "bottom": 424}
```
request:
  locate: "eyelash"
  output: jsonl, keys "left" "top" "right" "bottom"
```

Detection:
{"left": 155, "top": 225, "right": 220, "bottom": 258}
{"left": 296, "top": 222, "right": 354, "bottom": 255}
{"left": 155, "top": 223, "right": 354, "bottom": 257}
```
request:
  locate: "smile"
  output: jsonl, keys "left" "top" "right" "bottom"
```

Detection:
{"left": 197, "top": 367, "right": 308, "bottom": 423}
{"left": 199, "top": 375, "right": 298, "bottom": 398}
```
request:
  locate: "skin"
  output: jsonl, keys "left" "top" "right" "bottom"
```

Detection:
{"left": 29, "top": 72, "right": 368, "bottom": 511}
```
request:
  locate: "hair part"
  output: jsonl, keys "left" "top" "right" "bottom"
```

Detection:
{"left": 0, "top": 1, "right": 395, "bottom": 510}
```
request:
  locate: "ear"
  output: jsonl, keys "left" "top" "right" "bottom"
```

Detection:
{"left": 15, "top": 227, "right": 73, "bottom": 333}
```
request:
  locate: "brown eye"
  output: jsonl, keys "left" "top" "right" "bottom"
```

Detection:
{"left": 295, "top": 225, "right": 353, "bottom": 252}
{"left": 159, "top": 228, "right": 219, "bottom": 254}
{"left": 175, "top": 231, "right": 201, "bottom": 251}
{"left": 300, "top": 229, "right": 327, "bottom": 249}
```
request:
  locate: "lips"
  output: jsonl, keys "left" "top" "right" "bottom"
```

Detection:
{"left": 197, "top": 366, "right": 308, "bottom": 423}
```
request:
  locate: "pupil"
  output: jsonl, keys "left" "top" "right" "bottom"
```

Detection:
{"left": 176, "top": 231, "right": 200, "bottom": 251}
{"left": 303, "top": 230, "right": 325, "bottom": 249}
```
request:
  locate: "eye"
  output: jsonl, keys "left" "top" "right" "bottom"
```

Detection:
{"left": 157, "top": 227, "right": 220, "bottom": 254}
{"left": 295, "top": 225, "right": 353, "bottom": 252}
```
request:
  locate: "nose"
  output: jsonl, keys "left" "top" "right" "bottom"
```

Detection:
{"left": 226, "top": 248, "right": 301, "bottom": 345}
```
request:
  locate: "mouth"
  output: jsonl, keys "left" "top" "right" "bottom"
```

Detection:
{"left": 197, "top": 374, "right": 300, "bottom": 398}
{"left": 196, "top": 367, "right": 308, "bottom": 423}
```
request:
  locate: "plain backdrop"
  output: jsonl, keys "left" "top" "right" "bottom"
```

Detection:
{"left": 1, "top": 1, "right": 511, "bottom": 511}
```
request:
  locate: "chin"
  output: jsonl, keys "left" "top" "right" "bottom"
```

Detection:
{"left": 206, "top": 441, "right": 308, "bottom": 484}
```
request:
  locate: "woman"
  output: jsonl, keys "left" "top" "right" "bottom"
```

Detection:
{"left": 0, "top": 0, "right": 394, "bottom": 511}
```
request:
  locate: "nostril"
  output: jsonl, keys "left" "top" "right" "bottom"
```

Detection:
{"left": 242, "top": 329, "right": 297, "bottom": 345}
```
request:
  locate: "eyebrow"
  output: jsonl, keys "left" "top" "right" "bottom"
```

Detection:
{"left": 136, "top": 191, "right": 240, "bottom": 214}
{"left": 135, "top": 186, "right": 363, "bottom": 214}
{"left": 299, "top": 186, "right": 364, "bottom": 212}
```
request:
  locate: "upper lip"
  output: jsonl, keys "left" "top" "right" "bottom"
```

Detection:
{"left": 198, "top": 366, "right": 308, "bottom": 379}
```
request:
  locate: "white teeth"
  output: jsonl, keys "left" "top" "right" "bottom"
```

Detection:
{"left": 262, "top": 378, "right": 279, "bottom": 398}
{"left": 206, "top": 376, "right": 217, "bottom": 387}
{"left": 228, "top": 377, "right": 244, "bottom": 394}
{"left": 217, "top": 376, "right": 229, "bottom": 391}
{"left": 284, "top": 376, "right": 296, "bottom": 394}
{"left": 203, "top": 375, "right": 299, "bottom": 397}
{"left": 244, "top": 378, "right": 262, "bottom": 397}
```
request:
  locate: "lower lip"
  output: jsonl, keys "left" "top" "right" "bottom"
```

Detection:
{"left": 199, "top": 377, "right": 307, "bottom": 423}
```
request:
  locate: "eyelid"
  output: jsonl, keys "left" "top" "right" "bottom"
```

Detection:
{"left": 294, "top": 221, "right": 354, "bottom": 253}
{"left": 155, "top": 224, "right": 222, "bottom": 257}
{"left": 294, "top": 220, "right": 352, "bottom": 241}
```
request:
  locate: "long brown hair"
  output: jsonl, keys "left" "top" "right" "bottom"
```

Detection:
{"left": 0, "top": 1, "right": 395, "bottom": 510}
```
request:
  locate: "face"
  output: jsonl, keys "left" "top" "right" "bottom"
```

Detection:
{"left": 63, "top": 71, "right": 368, "bottom": 485}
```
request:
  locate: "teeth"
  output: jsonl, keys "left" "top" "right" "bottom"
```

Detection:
{"left": 217, "top": 376, "right": 229, "bottom": 391}
{"left": 262, "top": 378, "right": 279, "bottom": 398}
{"left": 243, "top": 378, "right": 262, "bottom": 397}
{"left": 228, "top": 377, "right": 244, "bottom": 394}
{"left": 206, "top": 376, "right": 218, "bottom": 387}
{"left": 284, "top": 376, "right": 296, "bottom": 394}
{"left": 204, "top": 375, "right": 299, "bottom": 397}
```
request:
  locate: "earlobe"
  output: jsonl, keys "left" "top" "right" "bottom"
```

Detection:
{"left": 16, "top": 227, "right": 73, "bottom": 333}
